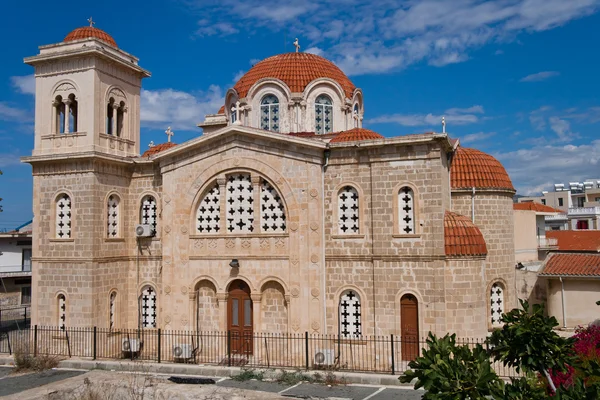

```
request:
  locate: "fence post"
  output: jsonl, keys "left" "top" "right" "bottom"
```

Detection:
{"left": 93, "top": 327, "right": 97, "bottom": 360}
{"left": 227, "top": 330, "right": 231, "bottom": 367}
{"left": 390, "top": 334, "right": 395, "bottom": 375}
{"left": 304, "top": 332, "right": 309, "bottom": 370}
{"left": 157, "top": 328, "right": 161, "bottom": 364}
{"left": 33, "top": 325, "right": 38, "bottom": 357}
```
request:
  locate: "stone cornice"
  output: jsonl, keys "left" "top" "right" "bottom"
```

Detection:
{"left": 33, "top": 255, "right": 162, "bottom": 263}
{"left": 22, "top": 151, "right": 135, "bottom": 166}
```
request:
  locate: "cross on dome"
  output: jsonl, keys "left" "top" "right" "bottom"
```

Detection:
{"left": 148, "top": 141, "right": 154, "bottom": 148}
{"left": 165, "top": 127, "right": 174, "bottom": 142}
{"left": 87, "top": 17, "right": 95, "bottom": 27}
{"left": 293, "top": 38, "right": 300, "bottom": 53}
{"left": 442, "top": 116, "right": 446, "bottom": 133}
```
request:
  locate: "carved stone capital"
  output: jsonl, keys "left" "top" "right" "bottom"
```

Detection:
{"left": 250, "top": 293, "right": 262, "bottom": 302}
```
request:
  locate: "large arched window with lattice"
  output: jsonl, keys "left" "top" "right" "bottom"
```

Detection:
{"left": 490, "top": 282, "right": 505, "bottom": 327}
{"left": 338, "top": 186, "right": 359, "bottom": 234}
{"left": 260, "top": 95, "right": 279, "bottom": 132}
{"left": 196, "top": 183, "right": 221, "bottom": 234}
{"left": 260, "top": 178, "right": 286, "bottom": 232}
{"left": 226, "top": 173, "right": 254, "bottom": 233}
{"left": 315, "top": 95, "right": 333, "bottom": 134}
{"left": 140, "top": 286, "right": 157, "bottom": 328}
{"left": 339, "top": 290, "right": 361, "bottom": 338}
{"left": 140, "top": 195, "right": 158, "bottom": 236}
{"left": 56, "top": 193, "right": 72, "bottom": 239}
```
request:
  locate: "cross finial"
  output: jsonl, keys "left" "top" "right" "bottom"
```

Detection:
{"left": 148, "top": 141, "right": 154, "bottom": 148}
{"left": 293, "top": 38, "right": 300, "bottom": 53}
{"left": 442, "top": 116, "right": 446, "bottom": 134}
{"left": 165, "top": 127, "right": 174, "bottom": 142}
{"left": 87, "top": 17, "right": 95, "bottom": 27}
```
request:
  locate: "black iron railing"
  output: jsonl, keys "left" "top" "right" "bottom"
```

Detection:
{"left": 0, "top": 306, "right": 30, "bottom": 331}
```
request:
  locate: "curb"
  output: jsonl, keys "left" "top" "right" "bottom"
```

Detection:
{"left": 0, "top": 356, "right": 408, "bottom": 387}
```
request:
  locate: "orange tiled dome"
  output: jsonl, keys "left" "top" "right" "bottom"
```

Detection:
{"left": 451, "top": 147, "right": 514, "bottom": 191}
{"left": 233, "top": 53, "right": 356, "bottom": 98}
{"left": 330, "top": 128, "right": 384, "bottom": 143}
{"left": 444, "top": 211, "right": 488, "bottom": 257}
{"left": 64, "top": 27, "right": 117, "bottom": 48}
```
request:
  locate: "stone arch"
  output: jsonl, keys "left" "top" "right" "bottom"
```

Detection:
{"left": 392, "top": 182, "right": 421, "bottom": 236}
{"left": 51, "top": 79, "right": 80, "bottom": 97}
{"left": 224, "top": 275, "right": 255, "bottom": 293}
{"left": 104, "top": 190, "right": 124, "bottom": 239}
{"left": 260, "top": 280, "right": 288, "bottom": 333}
{"left": 138, "top": 190, "right": 160, "bottom": 237}
{"left": 258, "top": 276, "right": 289, "bottom": 296}
{"left": 487, "top": 278, "right": 508, "bottom": 329}
{"left": 55, "top": 290, "right": 68, "bottom": 330}
{"left": 194, "top": 279, "right": 219, "bottom": 331}
{"left": 395, "top": 288, "right": 425, "bottom": 339}
{"left": 304, "top": 78, "right": 346, "bottom": 103}
{"left": 333, "top": 284, "right": 368, "bottom": 337}
{"left": 330, "top": 181, "right": 365, "bottom": 236}
{"left": 246, "top": 78, "right": 293, "bottom": 102}
{"left": 53, "top": 189, "right": 75, "bottom": 240}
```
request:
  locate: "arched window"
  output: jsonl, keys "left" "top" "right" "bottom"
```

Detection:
{"left": 140, "top": 285, "right": 157, "bottom": 328}
{"left": 398, "top": 187, "right": 415, "bottom": 234}
{"left": 53, "top": 95, "right": 66, "bottom": 134}
{"left": 107, "top": 194, "right": 120, "bottom": 238}
{"left": 107, "top": 98, "right": 126, "bottom": 136}
{"left": 56, "top": 194, "right": 72, "bottom": 239}
{"left": 490, "top": 282, "right": 504, "bottom": 327}
{"left": 260, "top": 95, "right": 279, "bottom": 132}
{"left": 339, "top": 290, "right": 361, "bottom": 338}
{"left": 197, "top": 183, "right": 221, "bottom": 234}
{"left": 315, "top": 95, "right": 333, "bottom": 134}
{"left": 109, "top": 291, "right": 117, "bottom": 330}
{"left": 226, "top": 174, "right": 254, "bottom": 233}
{"left": 58, "top": 294, "right": 66, "bottom": 331}
{"left": 68, "top": 94, "right": 78, "bottom": 133}
{"left": 230, "top": 103, "right": 237, "bottom": 124}
{"left": 260, "top": 178, "right": 286, "bottom": 232}
{"left": 353, "top": 103, "right": 359, "bottom": 128}
{"left": 140, "top": 195, "right": 158, "bottom": 236}
{"left": 338, "top": 186, "right": 359, "bottom": 234}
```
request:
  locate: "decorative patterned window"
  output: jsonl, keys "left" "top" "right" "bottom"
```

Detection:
{"left": 226, "top": 174, "right": 254, "bottom": 233}
{"left": 315, "top": 95, "right": 333, "bottom": 134}
{"left": 338, "top": 186, "right": 359, "bottom": 234}
{"left": 260, "top": 95, "right": 279, "bottom": 132}
{"left": 490, "top": 283, "right": 504, "bottom": 326}
{"left": 58, "top": 294, "right": 66, "bottom": 331}
{"left": 260, "top": 179, "right": 286, "bottom": 232}
{"left": 339, "top": 290, "right": 361, "bottom": 338}
{"left": 230, "top": 104, "right": 237, "bottom": 124}
{"left": 140, "top": 195, "right": 158, "bottom": 236}
{"left": 398, "top": 187, "right": 415, "bottom": 234}
{"left": 107, "top": 195, "right": 120, "bottom": 238}
{"left": 109, "top": 291, "right": 117, "bottom": 330}
{"left": 56, "top": 194, "right": 72, "bottom": 239}
{"left": 140, "top": 286, "right": 157, "bottom": 328}
{"left": 196, "top": 184, "right": 221, "bottom": 233}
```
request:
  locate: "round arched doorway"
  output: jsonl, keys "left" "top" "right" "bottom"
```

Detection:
{"left": 227, "top": 279, "right": 253, "bottom": 355}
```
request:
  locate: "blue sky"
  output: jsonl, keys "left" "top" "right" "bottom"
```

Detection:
{"left": 1, "top": 0, "right": 600, "bottom": 229}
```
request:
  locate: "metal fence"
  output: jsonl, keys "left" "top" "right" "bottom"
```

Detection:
{"left": 0, "top": 306, "right": 30, "bottom": 331}
{"left": 0, "top": 326, "right": 519, "bottom": 377}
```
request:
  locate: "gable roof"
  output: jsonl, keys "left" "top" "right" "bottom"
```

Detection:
{"left": 545, "top": 230, "right": 600, "bottom": 252}
{"left": 513, "top": 202, "right": 564, "bottom": 214}
{"left": 539, "top": 253, "right": 600, "bottom": 277}
{"left": 141, "top": 142, "right": 177, "bottom": 157}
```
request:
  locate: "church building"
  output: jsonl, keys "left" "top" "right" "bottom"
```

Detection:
{"left": 22, "top": 24, "right": 516, "bottom": 347}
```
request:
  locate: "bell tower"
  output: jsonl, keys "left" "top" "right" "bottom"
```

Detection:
{"left": 25, "top": 20, "right": 150, "bottom": 158}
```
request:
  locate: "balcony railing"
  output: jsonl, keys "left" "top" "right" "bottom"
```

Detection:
{"left": 568, "top": 206, "right": 600, "bottom": 216}
{"left": 537, "top": 236, "right": 558, "bottom": 248}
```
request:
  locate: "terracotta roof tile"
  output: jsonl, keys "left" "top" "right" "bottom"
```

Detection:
{"left": 217, "top": 105, "right": 225, "bottom": 114}
{"left": 513, "top": 202, "right": 564, "bottom": 213}
{"left": 539, "top": 253, "right": 600, "bottom": 277}
{"left": 64, "top": 27, "right": 117, "bottom": 47}
{"left": 233, "top": 53, "right": 356, "bottom": 98}
{"left": 329, "top": 128, "right": 384, "bottom": 143}
{"left": 545, "top": 231, "right": 600, "bottom": 252}
{"left": 451, "top": 147, "right": 514, "bottom": 192}
{"left": 141, "top": 142, "right": 177, "bottom": 157}
{"left": 444, "top": 211, "right": 488, "bottom": 257}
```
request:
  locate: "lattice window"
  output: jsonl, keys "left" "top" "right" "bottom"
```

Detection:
{"left": 107, "top": 195, "right": 120, "bottom": 238}
{"left": 56, "top": 194, "right": 72, "bottom": 239}
{"left": 490, "top": 283, "right": 504, "bottom": 326}
{"left": 260, "top": 179, "right": 286, "bottom": 233}
{"left": 141, "top": 286, "right": 157, "bottom": 328}
{"left": 260, "top": 95, "right": 279, "bottom": 132}
{"left": 197, "top": 183, "right": 221, "bottom": 233}
{"left": 315, "top": 95, "right": 333, "bottom": 134}
{"left": 226, "top": 174, "right": 254, "bottom": 233}
{"left": 140, "top": 195, "right": 158, "bottom": 236}
{"left": 109, "top": 291, "right": 117, "bottom": 330}
{"left": 398, "top": 187, "right": 415, "bottom": 234}
{"left": 338, "top": 186, "right": 359, "bottom": 234}
{"left": 58, "top": 294, "right": 66, "bottom": 331}
{"left": 339, "top": 290, "right": 361, "bottom": 338}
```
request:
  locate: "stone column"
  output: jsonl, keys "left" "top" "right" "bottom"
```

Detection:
{"left": 51, "top": 100, "right": 59, "bottom": 134}
{"left": 188, "top": 291, "right": 197, "bottom": 331}
{"left": 217, "top": 292, "right": 228, "bottom": 331}
{"left": 216, "top": 176, "right": 227, "bottom": 233}
{"left": 251, "top": 175, "right": 261, "bottom": 232}
{"left": 251, "top": 293, "right": 262, "bottom": 332}
{"left": 63, "top": 99, "right": 71, "bottom": 134}
{"left": 112, "top": 104, "right": 119, "bottom": 136}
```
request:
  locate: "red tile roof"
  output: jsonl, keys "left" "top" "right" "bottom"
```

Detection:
{"left": 217, "top": 105, "right": 225, "bottom": 114}
{"left": 539, "top": 253, "right": 600, "bottom": 277}
{"left": 513, "top": 202, "right": 564, "bottom": 213}
{"left": 451, "top": 147, "right": 515, "bottom": 192}
{"left": 141, "top": 142, "right": 177, "bottom": 157}
{"left": 64, "top": 27, "right": 117, "bottom": 47}
{"left": 329, "top": 128, "right": 384, "bottom": 143}
{"left": 545, "top": 231, "right": 600, "bottom": 252}
{"left": 233, "top": 53, "right": 356, "bottom": 98}
{"left": 444, "top": 211, "right": 488, "bottom": 257}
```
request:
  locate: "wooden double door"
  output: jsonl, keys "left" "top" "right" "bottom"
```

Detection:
{"left": 400, "top": 294, "right": 419, "bottom": 361}
{"left": 227, "top": 280, "right": 253, "bottom": 355}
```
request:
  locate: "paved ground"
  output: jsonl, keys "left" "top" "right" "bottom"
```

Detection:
{"left": 0, "top": 366, "right": 425, "bottom": 399}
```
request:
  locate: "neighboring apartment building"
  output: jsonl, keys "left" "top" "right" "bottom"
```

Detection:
{"left": 0, "top": 221, "right": 33, "bottom": 309}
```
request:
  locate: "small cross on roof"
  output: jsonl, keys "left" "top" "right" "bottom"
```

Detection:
{"left": 87, "top": 17, "right": 95, "bottom": 27}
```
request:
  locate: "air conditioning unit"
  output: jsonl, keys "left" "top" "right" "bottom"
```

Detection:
{"left": 135, "top": 224, "right": 152, "bottom": 237}
{"left": 313, "top": 349, "right": 335, "bottom": 366}
{"left": 173, "top": 343, "right": 193, "bottom": 361}
{"left": 122, "top": 338, "right": 140, "bottom": 353}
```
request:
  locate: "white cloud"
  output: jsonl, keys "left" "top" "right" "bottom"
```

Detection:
{"left": 461, "top": 131, "right": 496, "bottom": 143}
{"left": 10, "top": 75, "right": 35, "bottom": 95}
{"left": 140, "top": 85, "right": 224, "bottom": 131}
{"left": 496, "top": 140, "right": 600, "bottom": 195}
{"left": 0, "top": 153, "right": 23, "bottom": 168}
{"left": 369, "top": 105, "right": 484, "bottom": 127}
{"left": 304, "top": 47, "right": 324, "bottom": 56}
{"left": 233, "top": 70, "right": 245, "bottom": 82}
{"left": 519, "top": 71, "right": 560, "bottom": 82}
{"left": 195, "top": 20, "right": 239, "bottom": 37}
{"left": 0, "top": 102, "right": 30, "bottom": 121}
{"left": 186, "top": 0, "right": 600, "bottom": 75}
{"left": 549, "top": 116, "right": 578, "bottom": 142}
